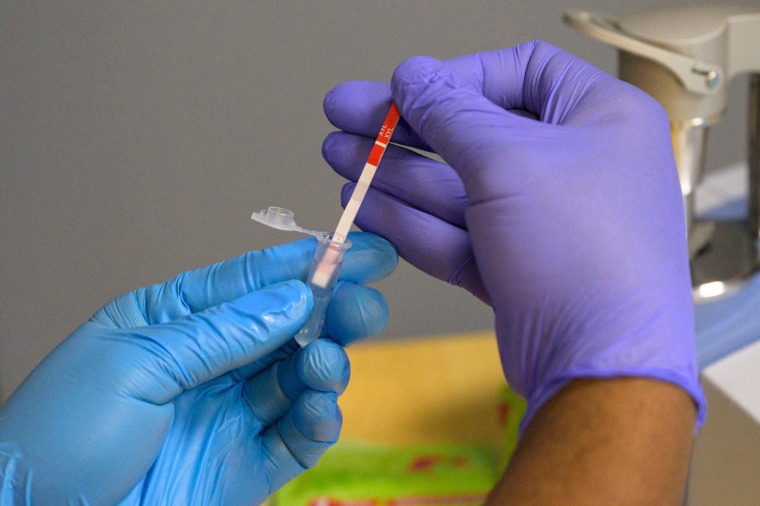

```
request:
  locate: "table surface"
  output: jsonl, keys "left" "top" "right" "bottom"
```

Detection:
{"left": 338, "top": 331, "right": 507, "bottom": 445}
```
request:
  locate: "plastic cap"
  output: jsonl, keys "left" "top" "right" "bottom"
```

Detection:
{"left": 251, "top": 207, "right": 323, "bottom": 236}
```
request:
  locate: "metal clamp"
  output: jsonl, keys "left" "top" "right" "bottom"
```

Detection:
{"left": 564, "top": 10, "right": 723, "bottom": 95}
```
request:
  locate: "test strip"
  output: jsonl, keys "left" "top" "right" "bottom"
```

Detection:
{"left": 332, "top": 103, "right": 400, "bottom": 243}
{"left": 308, "top": 103, "right": 400, "bottom": 289}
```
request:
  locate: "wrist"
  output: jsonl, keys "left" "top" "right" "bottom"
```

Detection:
{"left": 489, "top": 378, "right": 696, "bottom": 505}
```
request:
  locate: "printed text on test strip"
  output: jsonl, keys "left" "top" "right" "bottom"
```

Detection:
{"left": 332, "top": 103, "right": 401, "bottom": 243}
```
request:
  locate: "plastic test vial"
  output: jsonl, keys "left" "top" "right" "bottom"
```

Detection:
{"left": 294, "top": 234, "right": 352, "bottom": 347}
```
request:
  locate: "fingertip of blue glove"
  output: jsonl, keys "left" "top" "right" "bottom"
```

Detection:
{"left": 292, "top": 390, "right": 341, "bottom": 443}
{"left": 257, "top": 279, "right": 312, "bottom": 310}
{"left": 233, "top": 280, "right": 313, "bottom": 336}
{"left": 278, "top": 339, "right": 350, "bottom": 398}
{"left": 275, "top": 390, "right": 341, "bottom": 469}
{"left": 326, "top": 282, "right": 389, "bottom": 345}
{"left": 299, "top": 340, "right": 351, "bottom": 395}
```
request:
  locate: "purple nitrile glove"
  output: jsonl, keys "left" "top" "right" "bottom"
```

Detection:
{"left": 322, "top": 40, "right": 706, "bottom": 429}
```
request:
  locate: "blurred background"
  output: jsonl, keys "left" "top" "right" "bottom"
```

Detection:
{"left": 1, "top": 0, "right": 753, "bottom": 401}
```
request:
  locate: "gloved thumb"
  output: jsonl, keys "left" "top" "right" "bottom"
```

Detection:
{"left": 390, "top": 56, "right": 532, "bottom": 194}
{"left": 133, "top": 280, "right": 312, "bottom": 404}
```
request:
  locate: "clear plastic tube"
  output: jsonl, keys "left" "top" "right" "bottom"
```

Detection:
{"left": 294, "top": 234, "right": 352, "bottom": 347}
{"left": 253, "top": 103, "right": 399, "bottom": 348}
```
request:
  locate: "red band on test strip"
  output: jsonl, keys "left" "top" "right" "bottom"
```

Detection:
{"left": 365, "top": 103, "right": 400, "bottom": 169}
{"left": 378, "top": 103, "right": 400, "bottom": 143}
{"left": 367, "top": 143, "right": 384, "bottom": 167}
{"left": 331, "top": 103, "right": 401, "bottom": 243}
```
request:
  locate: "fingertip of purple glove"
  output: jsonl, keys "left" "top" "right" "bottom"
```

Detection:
{"left": 324, "top": 81, "right": 394, "bottom": 128}
{"left": 339, "top": 182, "right": 353, "bottom": 206}
{"left": 392, "top": 55, "right": 442, "bottom": 84}
{"left": 345, "top": 232, "right": 399, "bottom": 271}
{"left": 392, "top": 54, "right": 487, "bottom": 95}
{"left": 322, "top": 84, "right": 341, "bottom": 117}
{"left": 321, "top": 131, "right": 354, "bottom": 169}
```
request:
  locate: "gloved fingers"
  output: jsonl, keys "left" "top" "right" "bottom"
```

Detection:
{"left": 323, "top": 131, "right": 468, "bottom": 228}
{"left": 93, "top": 238, "right": 316, "bottom": 328}
{"left": 323, "top": 80, "right": 431, "bottom": 151}
{"left": 133, "top": 280, "right": 311, "bottom": 404}
{"left": 340, "top": 231, "right": 399, "bottom": 283}
{"left": 327, "top": 58, "right": 543, "bottom": 202}
{"left": 429, "top": 42, "right": 596, "bottom": 119}
{"left": 340, "top": 184, "right": 489, "bottom": 304}
{"left": 324, "top": 80, "right": 525, "bottom": 150}
{"left": 317, "top": 236, "right": 397, "bottom": 345}
{"left": 390, "top": 55, "right": 547, "bottom": 185}
{"left": 324, "top": 281, "right": 392, "bottom": 345}
{"left": 179, "top": 233, "right": 395, "bottom": 313}
{"left": 320, "top": 45, "right": 553, "bottom": 146}
{"left": 229, "top": 280, "right": 392, "bottom": 381}
{"left": 262, "top": 390, "right": 341, "bottom": 492}
{"left": 324, "top": 42, "right": 617, "bottom": 139}
{"left": 92, "top": 233, "right": 397, "bottom": 327}
{"left": 242, "top": 339, "right": 349, "bottom": 428}
{"left": 324, "top": 43, "right": 625, "bottom": 194}
{"left": 279, "top": 339, "right": 350, "bottom": 396}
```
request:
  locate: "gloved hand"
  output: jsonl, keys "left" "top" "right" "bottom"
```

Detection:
{"left": 322, "top": 41, "right": 705, "bottom": 428}
{"left": 0, "top": 233, "right": 397, "bottom": 505}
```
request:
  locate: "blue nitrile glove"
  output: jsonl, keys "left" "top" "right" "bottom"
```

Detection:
{"left": 322, "top": 41, "right": 706, "bottom": 429}
{"left": 0, "top": 232, "right": 397, "bottom": 505}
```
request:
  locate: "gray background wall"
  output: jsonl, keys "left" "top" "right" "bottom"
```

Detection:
{"left": 1, "top": 1, "right": 755, "bottom": 402}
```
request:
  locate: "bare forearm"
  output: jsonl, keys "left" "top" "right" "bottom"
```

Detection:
{"left": 487, "top": 378, "right": 696, "bottom": 505}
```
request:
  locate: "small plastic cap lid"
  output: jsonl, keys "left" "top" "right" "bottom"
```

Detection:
{"left": 251, "top": 207, "right": 298, "bottom": 231}
{"left": 251, "top": 206, "right": 323, "bottom": 236}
